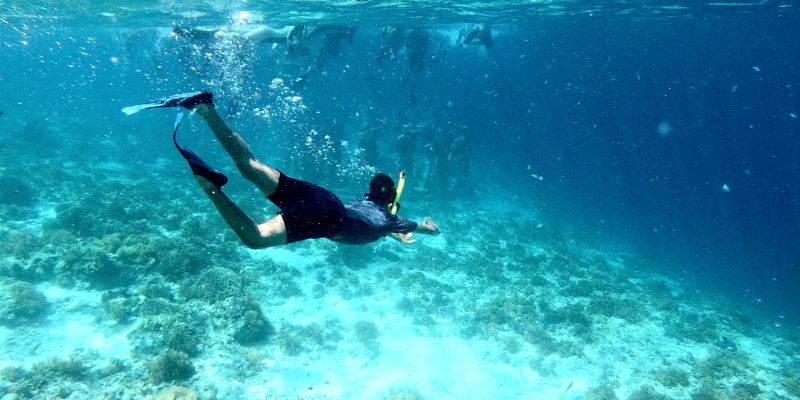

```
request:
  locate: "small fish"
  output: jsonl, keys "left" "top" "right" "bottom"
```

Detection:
{"left": 752, "top": 66, "right": 761, "bottom": 72}
{"left": 722, "top": 184, "right": 731, "bottom": 192}
{"left": 731, "top": 84, "right": 737, "bottom": 93}
{"left": 790, "top": 113, "right": 798, "bottom": 119}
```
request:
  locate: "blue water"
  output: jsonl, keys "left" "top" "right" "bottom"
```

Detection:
{"left": 6, "top": 3, "right": 796, "bottom": 317}
{"left": 1, "top": 1, "right": 799, "bottom": 397}
{"left": 476, "top": 14, "right": 800, "bottom": 321}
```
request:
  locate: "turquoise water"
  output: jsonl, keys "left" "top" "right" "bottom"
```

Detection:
{"left": 1, "top": 1, "right": 799, "bottom": 399}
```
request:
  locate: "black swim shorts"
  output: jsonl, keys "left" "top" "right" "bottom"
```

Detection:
{"left": 267, "top": 172, "right": 345, "bottom": 244}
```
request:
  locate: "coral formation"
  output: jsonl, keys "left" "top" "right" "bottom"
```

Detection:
{"left": 276, "top": 322, "right": 331, "bottom": 356}
{"left": 586, "top": 296, "right": 646, "bottom": 323}
{"left": 132, "top": 312, "right": 206, "bottom": 356}
{"left": 149, "top": 351, "right": 196, "bottom": 384}
{"left": 690, "top": 380, "right": 721, "bottom": 400}
{"left": 655, "top": 367, "right": 691, "bottom": 387}
{"left": 626, "top": 385, "right": 670, "bottom": 400}
{"left": 216, "top": 295, "right": 274, "bottom": 345}
{"left": 354, "top": 320, "right": 381, "bottom": 355}
{"left": 667, "top": 311, "right": 720, "bottom": 343}
{"left": 31, "top": 357, "right": 89, "bottom": 381}
{"left": 0, "top": 175, "right": 38, "bottom": 207}
{"left": 730, "top": 382, "right": 762, "bottom": 399}
{"left": 585, "top": 383, "right": 619, "bottom": 400}
{"left": 784, "top": 363, "right": 800, "bottom": 397}
{"left": 562, "top": 279, "right": 596, "bottom": 297}
{"left": 181, "top": 267, "right": 243, "bottom": 303}
{"left": 0, "top": 278, "right": 50, "bottom": 327}
{"left": 0, "top": 230, "right": 40, "bottom": 260}
{"left": 0, "top": 253, "right": 58, "bottom": 282}
{"left": 101, "top": 288, "right": 141, "bottom": 323}
{"left": 0, "top": 355, "right": 93, "bottom": 398}
{"left": 541, "top": 303, "right": 594, "bottom": 340}
{"left": 57, "top": 241, "right": 134, "bottom": 288}
{"left": 694, "top": 349, "right": 751, "bottom": 381}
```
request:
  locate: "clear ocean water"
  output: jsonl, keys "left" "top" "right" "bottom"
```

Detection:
{"left": 0, "top": 1, "right": 798, "bottom": 399}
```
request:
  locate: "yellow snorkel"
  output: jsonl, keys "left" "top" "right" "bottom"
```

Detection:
{"left": 390, "top": 171, "right": 406, "bottom": 215}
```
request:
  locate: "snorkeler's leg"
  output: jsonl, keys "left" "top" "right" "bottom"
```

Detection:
{"left": 192, "top": 104, "right": 281, "bottom": 196}
{"left": 244, "top": 25, "right": 288, "bottom": 43}
{"left": 195, "top": 176, "right": 287, "bottom": 248}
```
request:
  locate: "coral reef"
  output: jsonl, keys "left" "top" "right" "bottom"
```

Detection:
{"left": 690, "top": 380, "right": 721, "bottom": 400}
{"left": 693, "top": 349, "right": 751, "bottom": 382}
{"left": 0, "top": 118, "right": 796, "bottom": 399}
{"left": 0, "top": 354, "right": 102, "bottom": 399}
{"left": 392, "top": 270, "right": 455, "bottom": 326}
{"left": 586, "top": 296, "right": 646, "bottom": 324}
{"left": 667, "top": 310, "right": 721, "bottom": 343}
{"left": 258, "top": 261, "right": 304, "bottom": 299}
{"left": 0, "top": 253, "right": 58, "bottom": 283}
{"left": 149, "top": 351, "right": 196, "bottom": 384}
{"left": 784, "top": 363, "right": 800, "bottom": 397}
{"left": 101, "top": 288, "right": 141, "bottom": 323}
{"left": 730, "top": 382, "right": 762, "bottom": 399}
{"left": 216, "top": 295, "right": 274, "bottom": 345}
{"left": 562, "top": 279, "right": 596, "bottom": 297}
{"left": 275, "top": 321, "right": 338, "bottom": 356}
{"left": 57, "top": 240, "right": 135, "bottom": 289}
{"left": 655, "top": 367, "right": 691, "bottom": 387}
{"left": 181, "top": 267, "right": 243, "bottom": 303}
{"left": 585, "top": 383, "right": 619, "bottom": 400}
{"left": 30, "top": 357, "right": 89, "bottom": 382}
{"left": 131, "top": 312, "right": 206, "bottom": 356}
{"left": 626, "top": 385, "right": 669, "bottom": 400}
{"left": 0, "top": 230, "right": 40, "bottom": 260}
{"left": 541, "top": 303, "right": 594, "bottom": 341}
{"left": 354, "top": 320, "right": 381, "bottom": 355}
{"left": 0, "top": 278, "right": 50, "bottom": 327}
{"left": 0, "top": 175, "right": 38, "bottom": 207}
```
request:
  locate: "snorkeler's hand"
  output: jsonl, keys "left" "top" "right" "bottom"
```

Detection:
{"left": 421, "top": 218, "right": 440, "bottom": 235}
{"left": 390, "top": 232, "right": 416, "bottom": 244}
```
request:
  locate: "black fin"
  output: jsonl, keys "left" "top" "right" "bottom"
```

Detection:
{"left": 172, "top": 113, "right": 228, "bottom": 189}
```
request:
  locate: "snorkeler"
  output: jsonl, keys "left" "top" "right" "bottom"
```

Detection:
{"left": 172, "top": 23, "right": 307, "bottom": 53}
{"left": 456, "top": 23, "right": 493, "bottom": 49}
{"left": 376, "top": 25, "right": 406, "bottom": 65}
{"left": 123, "top": 92, "right": 440, "bottom": 248}
{"left": 295, "top": 25, "right": 358, "bottom": 86}
{"left": 403, "top": 28, "right": 430, "bottom": 105}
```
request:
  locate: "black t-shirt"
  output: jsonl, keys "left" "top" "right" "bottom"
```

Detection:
{"left": 329, "top": 199, "right": 418, "bottom": 244}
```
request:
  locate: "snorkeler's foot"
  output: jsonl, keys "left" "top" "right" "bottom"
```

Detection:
{"left": 172, "top": 25, "right": 189, "bottom": 37}
{"left": 121, "top": 91, "right": 214, "bottom": 115}
{"left": 176, "top": 145, "right": 229, "bottom": 190}
{"left": 164, "top": 91, "right": 214, "bottom": 110}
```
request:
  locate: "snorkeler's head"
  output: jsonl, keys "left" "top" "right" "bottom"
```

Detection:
{"left": 366, "top": 173, "right": 397, "bottom": 206}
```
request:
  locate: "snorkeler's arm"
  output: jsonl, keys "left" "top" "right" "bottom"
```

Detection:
{"left": 387, "top": 216, "right": 438, "bottom": 244}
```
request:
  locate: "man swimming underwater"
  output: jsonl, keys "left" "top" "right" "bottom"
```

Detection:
{"left": 124, "top": 92, "right": 440, "bottom": 248}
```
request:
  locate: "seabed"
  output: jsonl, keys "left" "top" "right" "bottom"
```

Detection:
{"left": 0, "top": 117, "right": 798, "bottom": 400}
